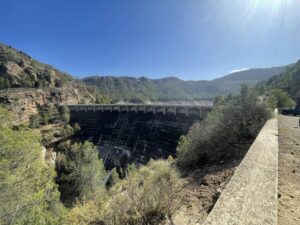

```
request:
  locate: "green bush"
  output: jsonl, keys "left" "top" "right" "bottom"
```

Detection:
{"left": 29, "top": 114, "right": 41, "bottom": 128}
{"left": 56, "top": 141, "right": 107, "bottom": 206}
{"left": 267, "top": 89, "right": 296, "bottom": 109}
{"left": 61, "top": 112, "right": 70, "bottom": 123}
{"left": 67, "top": 159, "right": 183, "bottom": 225}
{"left": 61, "top": 124, "right": 75, "bottom": 137}
{"left": 103, "top": 159, "right": 183, "bottom": 225}
{"left": 58, "top": 105, "right": 71, "bottom": 123}
{"left": 0, "top": 107, "right": 66, "bottom": 224}
{"left": 73, "top": 123, "right": 81, "bottom": 132}
{"left": 177, "top": 88, "right": 272, "bottom": 169}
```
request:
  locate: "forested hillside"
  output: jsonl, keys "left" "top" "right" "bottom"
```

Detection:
{"left": 82, "top": 66, "right": 286, "bottom": 103}
{"left": 263, "top": 60, "right": 300, "bottom": 106}
{"left": 0, "top": 43, "right": 74, "bottom": 89}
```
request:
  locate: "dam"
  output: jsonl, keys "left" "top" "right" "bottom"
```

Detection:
{"left": 68, "top": 104, "right": 212, "bottom": 168}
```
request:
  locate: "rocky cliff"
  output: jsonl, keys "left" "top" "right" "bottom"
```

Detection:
{"left": 0, "top": 43, "right": 108, "bottom": 122}
{"left": 0, "top": 43, "right": 73, "bottom": 89}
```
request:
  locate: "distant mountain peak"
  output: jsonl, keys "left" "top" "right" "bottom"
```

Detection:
{"left": 82, "top": 64, "right": 289, "bottom": 102}
{"left": 229, "top": 68, "right": 249, "bottom": 74}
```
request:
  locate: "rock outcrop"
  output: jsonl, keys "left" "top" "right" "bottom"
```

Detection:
{"left": 0, "top": 43, "right": 107, "bottom": 123}
{"left": 0, "top": 84, "right": 96, "bottom": 122}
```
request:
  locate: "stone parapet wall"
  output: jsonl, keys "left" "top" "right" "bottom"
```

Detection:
{"left": 203, "top": 116, "right": 278, "bottom": 225}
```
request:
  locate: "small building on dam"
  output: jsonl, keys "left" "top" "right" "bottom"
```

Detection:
{"left": 68, "top": 104, "right": 212, "bottom": 168}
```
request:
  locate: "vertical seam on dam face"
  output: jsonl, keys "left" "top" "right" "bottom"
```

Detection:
{"left": 202, "top": 117, "right": 278, "bottom": 225}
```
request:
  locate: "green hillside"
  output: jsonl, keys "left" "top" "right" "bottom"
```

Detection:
{"left": 0, "top": 43, "right": 74, "bottom": 89}
{"left": 83, "top": 66, "right": 286, "bottom": 102}
{"left": 262, "top": 60, "right": 300, "bottom": 106}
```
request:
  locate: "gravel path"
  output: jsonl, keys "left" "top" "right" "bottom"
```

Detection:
{"left": 278, "top": 115, "right": 300, "bottom": 225}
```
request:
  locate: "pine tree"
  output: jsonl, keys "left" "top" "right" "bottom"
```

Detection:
{"left": 57, "top": 142, "right": 107, "bottom": 205}
{"left": 0, "top": 107, "right": 66, "bottom": 224}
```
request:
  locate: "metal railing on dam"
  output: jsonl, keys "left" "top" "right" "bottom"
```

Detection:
{"left": 67, "top": 104, "right": 212, "bottom": 117}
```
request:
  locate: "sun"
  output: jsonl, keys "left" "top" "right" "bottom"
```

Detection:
{"left": 250, "top": 0, "right": 288, "bottom": 9}
{"left": 246, "top": 0, "right": 290, "bottom": 17}
{"left": 250, "top": 0, "right": 274, "bottom": 6}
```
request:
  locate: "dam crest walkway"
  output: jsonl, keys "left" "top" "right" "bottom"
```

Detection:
{"left": 67, "top": 104, "right": 212, "bottom": 117}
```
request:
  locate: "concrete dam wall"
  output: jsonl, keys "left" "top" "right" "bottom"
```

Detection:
{"left": 69, "top": 105, "right": 211, "bottom": 168}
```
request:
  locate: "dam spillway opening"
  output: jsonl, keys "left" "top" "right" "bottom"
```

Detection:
{"left": 69, "top": 105, "right": 211, "bottom": 169}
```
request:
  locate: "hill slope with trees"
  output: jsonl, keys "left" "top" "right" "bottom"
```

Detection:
{"left": 82, "top": 66, "right": 286, "bottom": 103}
{"left": 263, "top": 60, "right": 300, "bottom": 106}
{"left": 0, "top": 43, "right": 109, "bottom": 122}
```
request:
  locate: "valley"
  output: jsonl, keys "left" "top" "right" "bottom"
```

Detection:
{"left": 2, "top": 1, "right": 300, "bottom": 224}
{"left": 0, "top": 42, "right": 299, "bottom": 225}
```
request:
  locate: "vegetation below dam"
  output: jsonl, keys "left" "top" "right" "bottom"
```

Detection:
{"left": 0, "top": 43, "right": 299, "bottom": 225}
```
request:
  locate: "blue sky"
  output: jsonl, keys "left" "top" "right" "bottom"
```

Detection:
{"left": 1, "top": 0, "right": 300, "bottom": 80}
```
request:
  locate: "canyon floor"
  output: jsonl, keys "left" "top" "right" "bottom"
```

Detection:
{"left": 278, "top": 115, "right": 300, "bottom": 225}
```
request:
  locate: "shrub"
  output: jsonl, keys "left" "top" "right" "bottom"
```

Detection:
{"left": 267, "top": 89, "right": 296, "bottom": 109}
{"left": 0, "top": 107, "right": 66, "bottom": 224}
{"left": 56, "top": 141, "right": 107, "bottom": 206}
{"left": 177, "top": 96, "right": 272, "bottom": 169}
{"left": 41, "top": 112, "right": 50, "bottom": 125}
{"left": 61, "top": 124, "right": 75, "bottom": 138}
{"left": 67, "top": 199, "right": 107, "bottom": 225}
{"left": 29, "top": 114, "right": 41, "bottom": 128}
{"left": 73, "top": 123, "right": 81, "bottom": 132}
{"left": 61, "top": 112, "right": 70, "bottom": 123}
{"left": 68, "top": 159, "right": 182, "bottom": 225}
{"left": 103, "top": 159, "right": 183, "bottom": 225}
{"left": 58, "top": 105, "right": 71, "bottom": 123}
{"left": 0, "top": 107, "right": 12, "bottom": 127}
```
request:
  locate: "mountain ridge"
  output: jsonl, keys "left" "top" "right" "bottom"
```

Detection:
{"left": 82, "top": 66, "right": 287, "bottom": 83}
{"left": 214, "top": 66, "right": 290, "bottom": 82}
{"left": 0, "top": 42, "right": 293, "bottom": 104}
{"left": 82, "top": 65, "right": 288, "bottom": 102}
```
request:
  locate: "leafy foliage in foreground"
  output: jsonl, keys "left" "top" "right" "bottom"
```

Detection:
{"left": 68, "top": 159, "right": 182, "bottom": 225}
{"left": 56, "top": 141, "right": 107, "bottom": 207}
{"left": 176, "top": 86, "right": 272, "bottom": 169}
{"left": 0, "top": 106, "right": 182, "bottom": 225}
{"left": 0, "top": 107, "right": 66, "bottom": 224}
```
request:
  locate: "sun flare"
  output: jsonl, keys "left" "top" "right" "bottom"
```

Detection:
{"left": 249, "top": 0, "right": 290, "bottom": 10}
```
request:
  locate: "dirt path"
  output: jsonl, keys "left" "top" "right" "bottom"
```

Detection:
{"left": 278, "top": 115, "right": 300, "bottom": 225}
